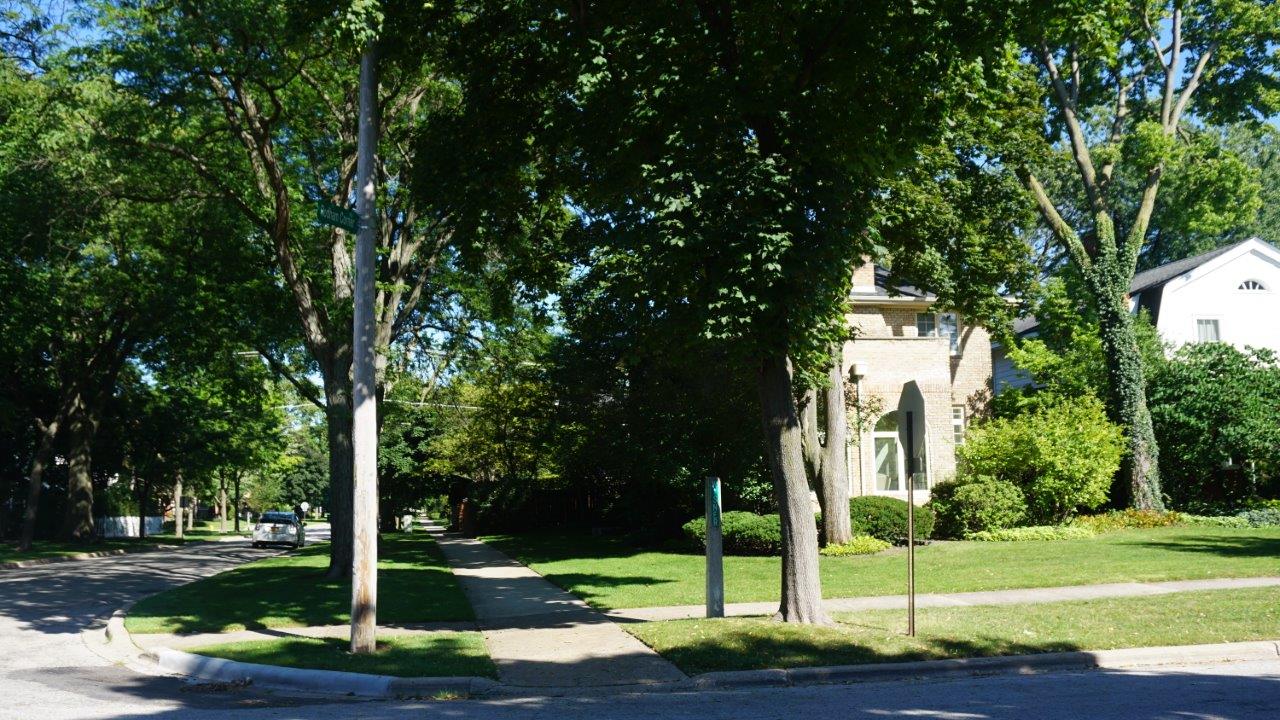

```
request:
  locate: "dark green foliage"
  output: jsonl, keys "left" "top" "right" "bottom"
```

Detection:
{"left": 1236, "top": 508, "right": 1280, "bottom": 527}
{"left": 1147, "top": 343, "right": 1280, "bottom": 508}
{"left": 929, "top": 475, "right": 1027, "bottom": 539}
{"left": 848, "top": 496, "right": 935, "bottom": 545}
{"left": 682, "top": 511, "right": 782, "bottom": 556}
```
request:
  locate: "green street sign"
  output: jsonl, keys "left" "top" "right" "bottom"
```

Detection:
{"left": 317, "top": 200, "right": 359, "bottom": 233}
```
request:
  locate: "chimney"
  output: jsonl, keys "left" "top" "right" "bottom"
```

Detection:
{"left": 851, "top": 256, "right": 876, "bottom": 294}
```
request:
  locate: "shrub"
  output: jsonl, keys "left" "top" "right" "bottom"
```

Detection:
{"left": 1072, "top": 509, "right": 1183, "bottom": 533}
{"left": 682, "top": 511, "right": 782, "bottom": 555}
{"left": 1148, "top": 344, "right": 1280, "bottom": 507}
{"left": 1181, "top": 514, "right": 1251, "bottom": 528}
{"left": 966, "top": 525, "right": 1096, "bottom": 542}
{"left": 819, "top": 535, "right": 891, "bottom": 556}
{"left": 1235, "top": 508, "right": 1280, "bottom": 528}
{"left": 848, "top": 496, "right": 934, "bottom": 544}
{"left": 959, "top": 396, "right": 1123, "bottom": 524}
{"left": 928, "top": 475, "right": 1026, "bottom": 539}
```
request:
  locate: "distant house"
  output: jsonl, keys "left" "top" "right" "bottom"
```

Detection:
{"left": 993, "top": 237, "right": 1280, "bottom": 394}
{"left": 841, "top": 262, "right": 993, "bottom": 501}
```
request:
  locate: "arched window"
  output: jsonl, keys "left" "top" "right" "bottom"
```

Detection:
{"left": 1239, "top": 279, "right": 1267, "bottom": 291}
{"left": 872, "top": 412, "right": 902, "bottom": 491}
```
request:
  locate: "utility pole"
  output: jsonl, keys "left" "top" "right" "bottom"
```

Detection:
{"left": 350, "top": 40, "right": 381, "bottom": 655}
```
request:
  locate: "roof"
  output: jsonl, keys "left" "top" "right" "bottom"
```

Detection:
{"left": 1129, "top": 240, "right": 1249, "bottom": 294}
{"left": 1009, "top": 238, "right": 1276, "bottom": 336}
{"left": 850, "top": 265, "right": 933, "bottom": 299}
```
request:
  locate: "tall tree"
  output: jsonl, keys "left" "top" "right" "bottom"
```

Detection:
{"left": 100, "top": 1, "right": 467, "bottom": 575}
{"left": 1012, "top": 0, "right": 1280, "bottom": 508}
{"left": 430, "top": 1, "right": 1022, "bottom": 623}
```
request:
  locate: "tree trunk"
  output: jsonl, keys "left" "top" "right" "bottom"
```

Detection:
{"left": 60, "top": 402, "right": 97, "bottom": 542}
{"left": 19, "top": 414, "right": 63, "bottom": 550}
{"left": 758, "top": 354, "right": 831, "bottom": 625}
{"left": 186, "top": 498, "right": 195, "bottom": 532}
{"left": 233, "top": 472, "right": 242, "bottom": 533}
{"left": 1096, "top": 290, "right": 1163, "bottom": 510}
{"left": 138, "top": 475, "right": 148, "bottom": 539}
{"left": 819, "top": 350, "right": 853, "bottom": 545}
{"left": 219, "top": 479, "right": 228, "bottom": 534}
{"left": 172, "top": 473, "right": 183, "bottom": 539}
{"left": 324, "top": 364, "right": 356, "bottom": 579}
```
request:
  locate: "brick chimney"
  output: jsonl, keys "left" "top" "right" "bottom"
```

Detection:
{"left": 851, "top": 256, "right": 876, "bottom": 294}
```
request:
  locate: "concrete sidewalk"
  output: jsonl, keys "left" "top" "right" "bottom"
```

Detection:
{"left": 606, "top": 576, "right": 1280, "bottom": 622}
{"left": 427, "top": 523, "right": 686, "bottom": 688}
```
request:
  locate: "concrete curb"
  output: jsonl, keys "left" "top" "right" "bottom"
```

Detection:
{"left": 691, "top": 641, "right": 1280, "bottom": 690}
{"left": 131, "top": 638, "right": 1280, "bottom": 699}
{"left": 1, "top": 543, "right": 183, "bottom": 570}
{"left": 148, "top": 647, "right": 498, "bottom": 698}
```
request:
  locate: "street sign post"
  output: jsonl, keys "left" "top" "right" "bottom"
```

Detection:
{"left": 317, "top": 200, "right": 359, "bottom": 233}
{"left": 705, "top": 476, "right": 724, "bottom": 618}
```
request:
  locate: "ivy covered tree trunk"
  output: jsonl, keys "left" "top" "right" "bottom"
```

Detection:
{"left": 759, "top": 354, "right": 831, "bottom": 625}
{"left": 1094, "top": 281, "right": 1163, "bottom": 510}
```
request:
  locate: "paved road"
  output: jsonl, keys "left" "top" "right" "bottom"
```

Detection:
{"left": 2, "top": 539, "right": 1278, "bottom": 720}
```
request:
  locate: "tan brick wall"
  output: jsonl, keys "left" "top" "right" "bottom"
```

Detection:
{"left": 843, "top": 306, "right": 993, "bottom": 502}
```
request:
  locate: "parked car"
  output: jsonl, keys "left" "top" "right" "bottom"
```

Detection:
{"left": 252, "top": 511, "right": 305, "bottom": 549}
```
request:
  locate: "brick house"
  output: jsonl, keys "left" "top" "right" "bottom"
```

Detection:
{"left": 842, "top": 262, "right": 993, "bottom": 501}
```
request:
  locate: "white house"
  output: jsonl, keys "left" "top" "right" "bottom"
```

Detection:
{"left": 994, "top": 237, "right": 1280, "bottom": 393}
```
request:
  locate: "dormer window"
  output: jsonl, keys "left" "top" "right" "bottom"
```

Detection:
{"left": 1239, "top": 279, "right": 1267, "bottom": 291}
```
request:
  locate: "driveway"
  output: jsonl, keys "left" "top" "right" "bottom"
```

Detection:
{"left": 1, "top": 532, "right": 1277, "bottom": 720}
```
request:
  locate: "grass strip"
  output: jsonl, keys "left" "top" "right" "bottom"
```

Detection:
{"left": 626, "top": 586, "right": 1280, "bottom": 675}
{"left": 189, "top": 632, "right": 496, "bottom": 678}
{"left": 484, "top": 526, "right": 1280, "bottom": 609}
{"left": 126, "top": 533, "right": 473, "bottom": 634}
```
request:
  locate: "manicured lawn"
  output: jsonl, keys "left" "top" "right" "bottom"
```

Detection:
{"left": 484, "top": 526, "right": 1280, "bottom": 609}
{"left": 190, "top": 632, "right": 495, "bottom": 678}
{"left": 627, "top": 586, "right": 1280, "bottom": 675}
{"left": 126, "top": 533, "right": 473, "bottom": 634}
{"left": 0, "top": 539, "right": 152, "bottom": 564}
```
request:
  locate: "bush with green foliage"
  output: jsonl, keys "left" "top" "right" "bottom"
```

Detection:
{"left": 1235, "top": 508, "right": 1280, "bottom": 528}
{"left": 958, "top": 396, "right": 1123, "bottom": 524}
{"left": 682, "top": 511, "right": 782, "bottom": 555}
{"left": 1072, "top": 509, "right": 1183, "bottom": 533}
{"left": 94, "top": 482, "right": 139, "bottom": 517}
{"left": 848, "top": 496, "right": 934, "bottom": 544}
{"left": 1180, "top": 514, "right": 1251, "bottom": 528}
{"left": 1148, "top": 343, "right": 1280, "bottom": 507}
{"left": 818, "top": 535, "right": 892, "bottom": 556}
{"left": 928, "top": 475, "right": 1026, "bottom": 539}
{"left": 966, "top": 525, "right": 1096, "bottom": 542}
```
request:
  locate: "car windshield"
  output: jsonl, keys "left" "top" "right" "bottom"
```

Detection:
{"left": 259, "top": 512, "right": 296, "bottom": 524}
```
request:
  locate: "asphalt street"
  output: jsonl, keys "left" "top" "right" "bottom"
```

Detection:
{"left": 1, "top": 534, "right": 1277, "bottom": 720}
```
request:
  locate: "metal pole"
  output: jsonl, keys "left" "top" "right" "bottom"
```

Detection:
{"left": 905, "top": 411, "right": 916, "bottom": 637}
{"left": 350, "top": 41, "right": 381, "bottom": 655}
{"left": 705, "top": 476, "right": 724, "bottom": 618}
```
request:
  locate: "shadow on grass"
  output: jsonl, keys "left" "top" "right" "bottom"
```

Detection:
{"left": 127, "top": 536, "right": 474, "bottom": 634}
{"left": 646, "top": 628, "right": 1088, "bottom": 676}
{"left": 1131, "top": 534, "right": 1280, "bottom": 558}
{"left": 192, "top": 633, "right": 497, "bottom": 678}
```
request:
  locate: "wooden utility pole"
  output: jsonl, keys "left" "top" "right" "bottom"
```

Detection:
{"left": 350, "top": 40, "right": 381, "bottom": 655}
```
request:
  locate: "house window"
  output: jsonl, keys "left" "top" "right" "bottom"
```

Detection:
{"left": 915, "top": 313, "right": 935, "bottom": 338}
{"left": 1239, "top": 279, "right": 1267, "bottom": 291}
{"left": 1196, "top": 318, "right": 1220, "bottom": 343}
{"left": 915, "top": 312, "right": 961, "bottom": 354}
{"left": 952, "top": 406, "right": 966, "bottom": 446}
